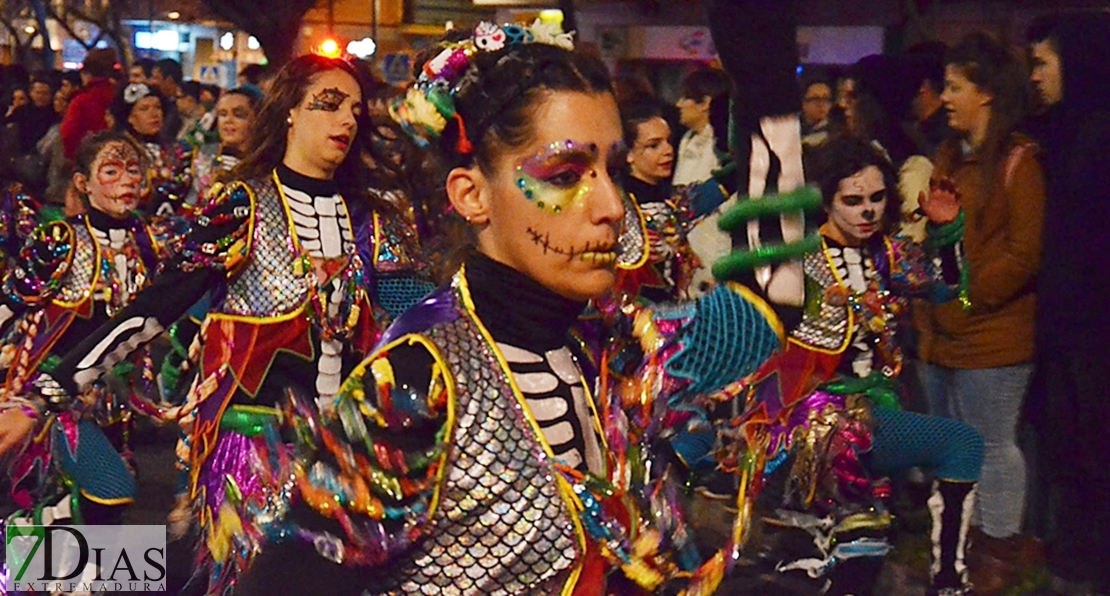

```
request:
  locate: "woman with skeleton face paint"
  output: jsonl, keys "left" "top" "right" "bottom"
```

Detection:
{"left": 0, "top": 54, "right": 434, "bottom": 594}
{"left": 735, "top": 136, "right": 983, "bottom": 595}
{"left": 0, "top": 131, "right": 175, "bottom": 530}
{"left": 197, "top": 21, "right": 785, "bottom": 596}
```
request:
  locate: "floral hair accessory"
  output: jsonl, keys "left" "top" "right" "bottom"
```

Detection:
{"left": 389, "top": 18, "right": 575, "bottom": 153}
{"left": 123, "top": 83, "right": 152, "bottom": 105}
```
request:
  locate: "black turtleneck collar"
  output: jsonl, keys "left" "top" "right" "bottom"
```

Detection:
{"left": 465, "top": 252, "right": 586, "bottom": 351}
{"left": 131, "top": 130, "right": 162, "bottom": 146}
{"left": 277, "top": 163, "right": 338, "bottom": 197}
{"left": 624, "top": 175, "right": 671, "bottom": 206}
{"left": 86, "top": 206, "right": 139, "bottom": 230}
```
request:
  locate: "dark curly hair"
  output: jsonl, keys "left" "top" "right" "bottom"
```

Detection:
{"left": 810, "top": 136, "right": 902, "bottom": 232}
{"left": 434, "top": 42, "right": 613, "bottom": 173}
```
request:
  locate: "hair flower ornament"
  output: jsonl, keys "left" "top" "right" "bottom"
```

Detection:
{"left": 123, "top": 83, "right": 151, "bottom": 104}
{"left": 390, "top": 18, "right": 576, "bottom": 152}
{"left": 390, "top": 88, "right": 449, "bottom": 143}
{"left": 528, "top": 20, "right": 575, "bottom": 50}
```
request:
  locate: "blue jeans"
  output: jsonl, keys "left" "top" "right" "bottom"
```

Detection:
{"left": 919, "top": 363, "right": 1032, "bottom": 538}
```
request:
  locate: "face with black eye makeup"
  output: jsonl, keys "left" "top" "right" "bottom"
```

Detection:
{"left": 285, "top": 69, "right": 363, "bottom": 179}
{"left": 216, "top": 92, "right": 256, "bottom": 151}
{"left": 825, "top": 165, "right": 887, "bottom": 245}
{"left": 451, "top": 91, "right": 627, "bottom": 302}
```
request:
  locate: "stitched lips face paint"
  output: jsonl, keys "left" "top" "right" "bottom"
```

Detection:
{"left": 515, "top": 140, "right": 627, "bottom": 215}
{"left": 478, "top": 93, "right": 627, "bottom": 302}
{"left": 526, "top": 227, "right": 620, "bottom": 265}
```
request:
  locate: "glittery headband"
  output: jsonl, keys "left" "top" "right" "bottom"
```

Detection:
{"left": 389, "top": 19, "right": 575, "bottom": 155}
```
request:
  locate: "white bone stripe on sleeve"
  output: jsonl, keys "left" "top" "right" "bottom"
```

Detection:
{"left": 73, "top": 316, "right": 165, "bottom": 391}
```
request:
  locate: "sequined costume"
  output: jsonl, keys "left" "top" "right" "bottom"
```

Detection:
{"left": 133, "top": 134, "right": 193, "bottom": 218}
{"left": 34, "top": 166, "right": 432, "bottom": 593}
{"left": 186, "top": 142, "right": 240, "bottom": 207}
{"left": 218, "top": 237, "right": 784, "bottom": 596}
{"left": 729, "top": 228, "right": 983, "bottom": 594}
{"left": 0, "top": 202, "right": 172, "bottom": 518}
{"left": 619, "top": 178, "right": 726, "bottom": 303}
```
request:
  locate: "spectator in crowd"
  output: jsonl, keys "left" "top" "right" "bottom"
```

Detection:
{"left": 800, "top": 74, "right": 834, "bottom": 148}
{"left": 907, "top": 41, "right": 956, "bottom": 159}
{"left": 57, "top": 70, "right": 81, "bottom": 99}
{"left": 176, "top": 80, "right": 210, "bottom": 144}
{"left": 13, "top": 77, "right": 60, "bottom": 151}
{"left": 843, "top": 54, "right": 919, "bottom": 167}
{"left": 915, "top": 33, "right": 1045, "bottom": 596}
{"left": 238, "top": 62, "right": 276, "bottom": 94}
{"left": 2, "top": 76, "right": 59, "bottom": 195}
{"left": 52, "top": 87, "right": 69, "bottom": 116}
{"left": 149, "top": 58, "right": 184, "bottom": 138}
{"left": 199, "top": 83, "right": 219, "bottom": 109}
{"left": 60, "top": 47, "right": 119, "bottom": 161}
{"left": 673, "top": 67, "right": 729, "bottom": 185}
{"left": 674, "top": 67, "right": 731, "bottom": 296}
{"left": 40, "top": 88, "right": 74, "bottom": 208}
{"left": 129, "top": 58, "right": 154, "bottom": 85}
{"left": 1023, "top": 12, "right": 1110, "bottom": 596}
{"left": 4, "top": 87, "right": 28, "bottom": 119}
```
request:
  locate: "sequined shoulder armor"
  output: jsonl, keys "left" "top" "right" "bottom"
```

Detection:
{"left": 294, "top": 335, "right": 452, "bottom": 562}
{"left": 1, "top": 220, "right": 75, "bottom": 309}
{"left": 176, "top": 180, "right": 254, "bottom": 276}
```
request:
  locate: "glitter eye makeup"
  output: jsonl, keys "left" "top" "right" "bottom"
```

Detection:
{"left": 307, "top": 87, "right": 350, "bottom": 111}
{"left": 515, "top": 140, "right": 600, "bottom": 214}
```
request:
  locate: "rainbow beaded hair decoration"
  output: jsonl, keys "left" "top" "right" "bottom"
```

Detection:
{"left": 389, "top": 19, "right": 575, "bottom": 154}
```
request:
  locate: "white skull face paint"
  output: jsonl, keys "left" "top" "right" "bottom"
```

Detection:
{"left": 827, "top": 165, "right": 887, "bottom": 245}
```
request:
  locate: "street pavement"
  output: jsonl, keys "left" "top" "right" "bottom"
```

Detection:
{"left": 10, "top": 426, "right": 1045, "bottom": 595}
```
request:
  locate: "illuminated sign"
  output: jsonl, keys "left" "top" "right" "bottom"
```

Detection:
{"left": 347, "top": 38, "right": 376, "bottom": 58}
{"left": 135, "top": 30, "right": 180, "bottom": 51}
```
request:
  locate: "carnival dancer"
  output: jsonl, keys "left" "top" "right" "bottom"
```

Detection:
{"left": 228, "top": 21, "right": 787, "bottom": 596}
{"left": 186, "top": 85, "right": 263, "bottom": 206}
{"left": 109, "top": 82, "right": 192, "bottom": 218}
{"left": 729, "top": 137, "right": 983, "bottom": 596}
{"left": 160, "top": 86, "right": 263, "bottom": 399}
{"left": 0, "top": 131, "right": 173, "bottom": 526}
{"left": 619, "top": 101, "right": 689, "bottom": 302}
{"left": 0, "top": 54, "right": 427, "bottom": 594}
